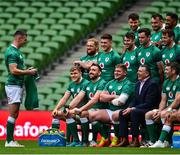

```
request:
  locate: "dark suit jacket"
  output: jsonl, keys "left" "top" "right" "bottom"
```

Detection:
{"left": 129, "top": 77, "right": 161, "bottom": 111}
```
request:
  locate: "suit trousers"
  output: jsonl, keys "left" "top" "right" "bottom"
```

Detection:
{"left": 119, "top": 108, "right": 148, "bottom": 138}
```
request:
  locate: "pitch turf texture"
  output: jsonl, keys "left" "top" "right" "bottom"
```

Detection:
{"left": 0, "top": 141, "right": 179, "bottom": 154}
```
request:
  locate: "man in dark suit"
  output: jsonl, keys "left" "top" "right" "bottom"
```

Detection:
{"left": 118, "top": 65, "right": 161, "bottom": 147}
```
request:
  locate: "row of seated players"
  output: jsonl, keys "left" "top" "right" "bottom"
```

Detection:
{"left": 51, "top": 62, "right": 179, "bottom": 147}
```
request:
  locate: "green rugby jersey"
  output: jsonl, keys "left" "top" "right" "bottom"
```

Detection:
{"left": 4, "top": 45, "right": 25, "bottom": 86}
{"left": 128, "top": 28, "right": 140, "bottom": 47}
{"left": 151, "top": 30, "right": 162, "bottom": 44}
{"left": 162, "top": 76, "right": 180, "bottom": 107}
{"left": 80, "top": 53, "right": 99, "bottom": 80}
{"left": 173, "top": 25, "right": 180, "bottom": 44}
{"left": 138, "top": 44, "right": 161, "bottom": 83}
{"left": 82, "top": 77, "right": 108, "bottom": 109}
{"left": 104, "top": 78, "right": 134, "bottom": 111}
{"left": 120, "top": 47, "right": 139, "bottom": 83}
{"left": 97, "top": 50, "right": 120, "bottom": 82}
{"left": 161, "top": 44, "right": 180, "bottom": 67}
{"left": 67, "top": 78, "right": 89, "bottom": 107}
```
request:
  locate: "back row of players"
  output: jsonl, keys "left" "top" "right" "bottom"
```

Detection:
{"left": 51, "top": 12, "right": 180, "bottom": 147}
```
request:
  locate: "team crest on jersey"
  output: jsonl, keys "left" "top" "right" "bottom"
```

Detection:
{"left": 140, "top": 58, "right": 145, "bottom": 64}
{"left": 173, "top": 86, "right": 176, "bottom": 91}
{"left": 89, "top": 92, "right": 94, "bottom": 98}
{"left": 86, "top": 87, "right": 90, "bottom": 91}
{"left": 146, "top": 52, "right": 150, "bottom": 57}
{"left": 118, "top": 86, "right": 122, "bottom": 90}
{"left": 109, "top": 85, "right": 113, "bottom": 89}
{"left": 131, "top": 56, "right": 135, "bottom": 60}
{"left": 155, "top": 35, "right": 158, "bottom": 40}
{"left": 168, "top": 92, "right": 173, "bottom": 98}
{"left": 99, "top": 63, "right": 104, "bottom": 68}
{"left": 111, "top": 91, "right": 116, "bottom": 95}
{"left": 125, "top": 61, "right": 130, "bottom": 68}
{"left": 71, "top": 88, "right": 74, "bottom": 92}
{"left": 165, "top": 59, "right": 170, "bottom": 64}
{"left": 105, "top": 57, "right": 109, "bottom": 62}
{"left": 170, "top": 53, "right": 173, "bottom": 58}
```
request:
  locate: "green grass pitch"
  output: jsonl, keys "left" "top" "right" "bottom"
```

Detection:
{"left": 0, "top": 140, "right": 179, "bottom": 154}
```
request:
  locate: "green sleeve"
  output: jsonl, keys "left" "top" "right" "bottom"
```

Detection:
{"left": 97, "top": 81, "right": 106, "bottom": 91}
{"left": 122, "top": 81, "right": 134, "bottom": 95}
{"left": 7, "top": 53, "right": 18, "bottom": 64}
{"left": 113, "top": 51, "right": 121, "bottom": 65}
{"left": 66, "top": 83, "right": 72, "bottom": 93}
{"left": 153, "top": 46, "right": 161, "bottom": 62}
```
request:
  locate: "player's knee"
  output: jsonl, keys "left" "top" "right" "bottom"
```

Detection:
{"left": 145, "top": 110, "right": 154, "bottom": 119}
{"left": 112, "top": 112, "right": 119, "bottom": 122}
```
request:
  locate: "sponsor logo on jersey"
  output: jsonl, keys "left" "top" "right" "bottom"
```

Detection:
{"left": 162, "top": 54, "right": 165, "bottom": 58}
{"left": 166, "top": 87, "right": 170, "bottom": 91}
{"left": 125, "top": 61, "right": 130, "bottom": 68}
{"left": 71, "top": 88, "right": 74, "bottom": 92}
{"left": 140, "top": 58, "right": 145, "bottom": 64}
{"left": 138, "top": 52, "right": 141, "bottom": 56}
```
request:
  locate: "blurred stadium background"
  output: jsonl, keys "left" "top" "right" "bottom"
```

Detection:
{"left": 0, "top": 0, "right": 179, "bottom": 111}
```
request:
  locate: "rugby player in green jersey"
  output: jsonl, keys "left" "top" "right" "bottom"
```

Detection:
{"left": 97, "top": 34, "right": 121, "bottom": 82}
{"left": 51, "top": 65, "right": 89, "bottom": 146}
{"left": 150, "top": 13, "right": 164, "bottom": 49}
{"left": 150, "top": 95, "right": 180, "bottom": 148}
{"left": 88, "top": 64, "right": 134, "bottom": 147}
{"left": 128, "top": 13, "right": 141, "bottom": 47}
{"left": 74, "top": 38, "right": 99, "bottom": 80}
{"left": 138, "top": 28, "right": 163, "bottom": 84}
{"left": 165, "top": 12, "right": 180, "bottom": 44}
{"left": 161, "top": 29, "right": 180, "bottom": 76}
{"left": 144, "top": 62, "right": 180, "bottom": 148}
{"left": 69, "top": 64, "right": 108, "bottom": 147}
{"left": 4, "top": 30, "right": 37, "bottom": 147}
{"left": 120, "top": 32, "right": 139, "bottom": 83}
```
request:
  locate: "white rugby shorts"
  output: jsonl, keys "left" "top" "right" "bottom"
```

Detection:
{"left": 5, "top": 85, "right": 23, "bottom": 104}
